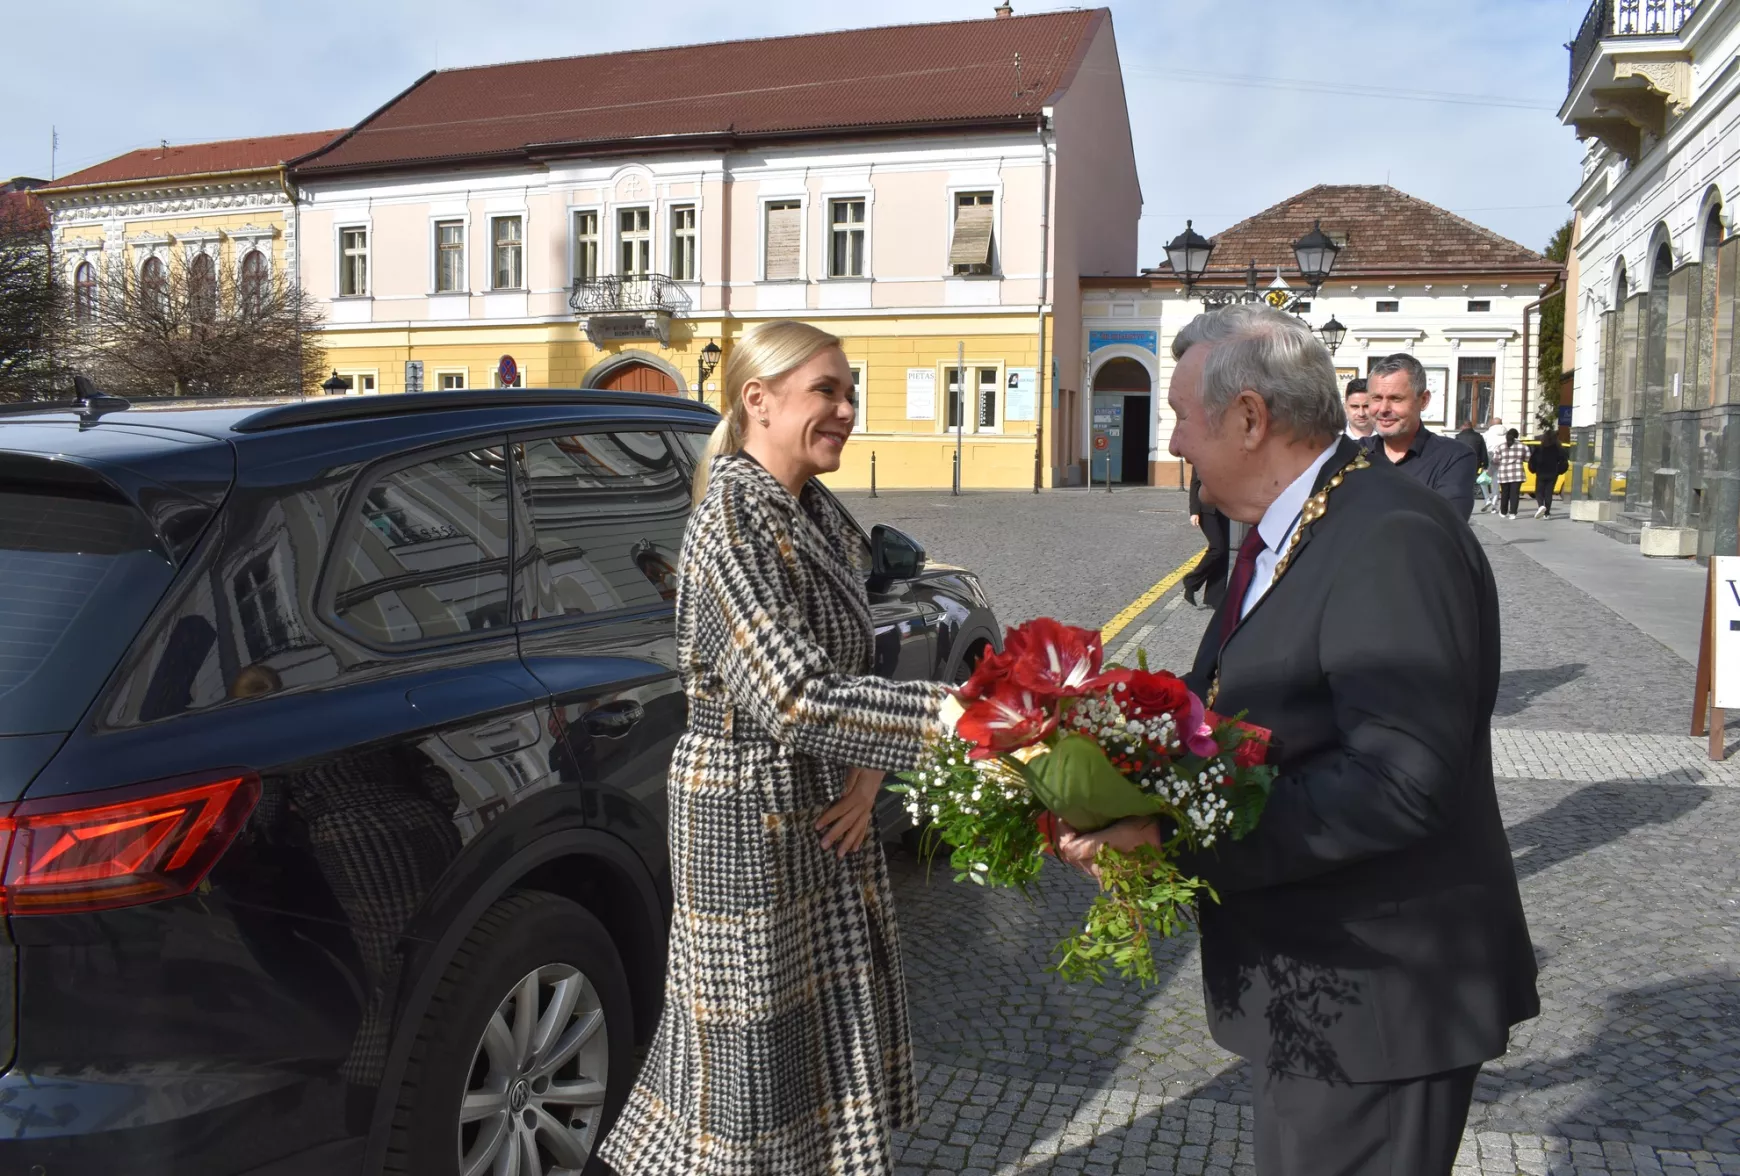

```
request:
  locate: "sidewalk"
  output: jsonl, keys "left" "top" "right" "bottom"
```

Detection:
{"left": 1470, "top": 508, "right": 1707, "bottom": 664}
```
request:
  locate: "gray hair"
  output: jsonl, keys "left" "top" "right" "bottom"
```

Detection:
{"left": 1367, "top": 352, "right": 1427, "bottom": 397}
{"left": 1170, "top": 304, "right": 1345, "bottom": 442}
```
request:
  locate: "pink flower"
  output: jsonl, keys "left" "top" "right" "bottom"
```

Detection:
{"left": 1181, "top": 691, "right": 1220, "bottom": 759}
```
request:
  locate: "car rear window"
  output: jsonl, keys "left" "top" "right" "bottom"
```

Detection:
{"left": 0, "top": 462, "right": 176, "bottom": 735}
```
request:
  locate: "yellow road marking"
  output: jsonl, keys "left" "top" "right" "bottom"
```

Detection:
{"left": 1099, "top": 548, "right": 1207, "bottom": 645}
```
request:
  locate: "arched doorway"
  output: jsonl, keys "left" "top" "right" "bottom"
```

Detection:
{"left": 1091, "top": 357, "right": 1153, "bottom": 485}
{"left": 592, "top": 360, "right": 679, "bottom": 394}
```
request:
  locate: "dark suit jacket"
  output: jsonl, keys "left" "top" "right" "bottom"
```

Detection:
{"left": 1181, "top": 437, "right": 1537, "bottom": 1083}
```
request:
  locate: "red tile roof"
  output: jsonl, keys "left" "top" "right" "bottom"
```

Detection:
{"left": 296, "top": 10, "right": 1104, "bottom": 175}
{"left": 42, "top": 130, "right": 345, "bottom": 190}
{"left": 1161, "top": 185, "right": 1554, "bottom": 280}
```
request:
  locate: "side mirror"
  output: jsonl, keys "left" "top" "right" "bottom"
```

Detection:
{"left": 871, "top": 524, "right": 926, "bottom": 581}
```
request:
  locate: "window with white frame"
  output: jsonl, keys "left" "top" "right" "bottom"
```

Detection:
{"left": 764, "top": 200, "right": 802, "bottom": 280}
{"left": 340, "top": 372, "right": 378, "bottom": 395}
{"left": 830, "top": 199, "right": 866, "bottom": 278}
{"left": 618, "top": 208, "right": 650, "bottom": 277}
{"left": 670, "top": 205, "right": 697, "bottom": 282}
{"left": 950, "top": 192, "right": 995, "bottom": 276}
{"left": 849, "top": 364, "right": 865, "bottom": 432}
{"left": 435, "top": 220, "right": 465, "bottom": 293}
{"left": 573, "top": 210, "right": 599, "bottom": 282}
{"left": 491, "top": 216, "right": 523, "bottom": 290}
{"left": 944, "top": 365, "right": 1000, "bottom": 431}
{"left": 439, "top": 371, "right": 467, "bottom": 390}
{"left": 339, "top": 227, "right": 368, "bottom": 296}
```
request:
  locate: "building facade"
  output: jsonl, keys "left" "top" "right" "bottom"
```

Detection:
{"left": 288, "top": 7, "right": 1139, "bottom": 489}
{"left": 1079, "top": 185, "right": 1560, "bottom": 486}
{"left": 1561, "top": 0, "right": 1740, "bottom": 559}
{"left": 36, "top": 131, "right": 340, "bottom": 347}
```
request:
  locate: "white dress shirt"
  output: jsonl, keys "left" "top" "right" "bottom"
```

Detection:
{"left": 1238, "top": 441, "right": 1344, "bottom": 620}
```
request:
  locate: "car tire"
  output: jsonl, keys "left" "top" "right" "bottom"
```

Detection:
{"left": 383, "top": 889, "right": 636, "bottom": 1176}
{"left": 949, "top": 637, "right": 991, "bottom": 686}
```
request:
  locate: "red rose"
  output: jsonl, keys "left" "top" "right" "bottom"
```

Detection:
{"left": 956, "top": 682, "right": 1059, "bottom": 759}
{"left": 1121, "top": 670, "right": 1191, "bottom": 719}
{"left": 1233, "top": 721, "right": 1273, "bottom": 768}
{"left": 1004, "top": 618, "right": 1105, "bottom": 700}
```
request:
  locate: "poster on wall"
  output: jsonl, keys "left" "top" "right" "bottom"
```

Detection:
{"left": 1423, "top": 367, "right": 1450, "bottom": 425}
{"left": 905, "top": 368, "right": 935, "bottom": 420}
{"left": 1335, "top": 366, "right": 1359, "bottom": 387}
{"left": 1006, "top": 368, "right": 1037, "bottom": 421}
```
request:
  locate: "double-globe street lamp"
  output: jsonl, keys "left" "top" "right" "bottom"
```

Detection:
{"left": 1163, "top": 218, "right": 1347, "bottom": 354}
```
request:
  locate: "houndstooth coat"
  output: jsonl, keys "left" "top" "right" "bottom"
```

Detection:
{"left": 599, "top": 453, "right": 949, "bottom": 1176}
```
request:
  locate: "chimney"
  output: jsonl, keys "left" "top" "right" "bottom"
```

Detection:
{"left": 994, "top": 2, "right": 1013, "bottom": 16}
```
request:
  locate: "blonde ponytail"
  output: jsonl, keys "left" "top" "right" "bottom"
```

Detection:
{"left": 690, "top": 320, "right": 842, "bottom": 507}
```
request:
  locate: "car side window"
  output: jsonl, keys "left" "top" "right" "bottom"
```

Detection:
{"left": 671, "top": 429, "right": 712, "bottom": 475}
{"left": 515, "top": 430, "right": 690, "bottom": 619}
{"left": 328, "top": 445, "right": 513, "bottom": 644}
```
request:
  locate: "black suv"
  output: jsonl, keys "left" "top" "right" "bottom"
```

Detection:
{"left": 0, "top": 389, "right": 1001, "bottom": 1175}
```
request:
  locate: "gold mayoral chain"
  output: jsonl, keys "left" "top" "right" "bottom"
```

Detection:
{"left": 1206, "top": 448, "right": 1370, "bottom": 709}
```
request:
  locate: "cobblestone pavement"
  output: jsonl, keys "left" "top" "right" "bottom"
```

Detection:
{"left": 848, "top": 491, "right": 1740, "bottom": 1175}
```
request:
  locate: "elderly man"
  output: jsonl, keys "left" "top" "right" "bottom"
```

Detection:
{"left": 1365, "top": 352, "right": 1476, "bottom": 518}
{"left": 1060, "top": 306, "right": 1537, "bottom": 1176}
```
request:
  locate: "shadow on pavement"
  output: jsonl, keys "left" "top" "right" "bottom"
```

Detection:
{"left": 1494, "top": 662, "right": 1587, "bottom": 717}
{"left": 1503, "top": 777, "right": 1709, "bottom": 881}
{"left": 1479, "top": 970, "right": 1740, "bottom": 1152}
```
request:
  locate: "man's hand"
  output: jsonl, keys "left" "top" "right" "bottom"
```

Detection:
{"left": 1190, "top": 514, "right": 1201, "bottom": 528}
{"left": 1054, "top": 816, "right": 1163, "bottom": 879}
{"left": 817, "top": 766, "right": 884, "bottom": 858}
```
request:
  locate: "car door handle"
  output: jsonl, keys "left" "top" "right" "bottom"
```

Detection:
{"left": 582, "top": 700, "right": 645, "bottom": 738}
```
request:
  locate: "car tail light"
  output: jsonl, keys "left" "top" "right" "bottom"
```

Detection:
{"left": 0, "top": 772, "right": 261, "bottom": 916}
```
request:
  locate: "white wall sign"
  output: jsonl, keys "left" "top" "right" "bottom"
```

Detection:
{"left": 905, "top": 368, "right": 935, "bottom": 420}
{"left": 1713, "top": 557, "right": 1740, "bottom": 709}
{"left": 1006, "top": 367, "right": 1037, "bottom": 421}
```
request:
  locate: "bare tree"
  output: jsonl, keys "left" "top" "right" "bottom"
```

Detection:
{"left": 0, "top": 185, "right": 63, "bottom": 401}
{"left": 60, "top": 249, "right": 327, "bottom": 399}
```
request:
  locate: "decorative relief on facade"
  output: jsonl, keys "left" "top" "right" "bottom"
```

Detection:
{"left": 48, "top": 182, "right": 290, "bottom": 227}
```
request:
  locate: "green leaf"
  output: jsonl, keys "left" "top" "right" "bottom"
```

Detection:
{"left": 1025, "top": 733, "right": 1163, "bottom": 833}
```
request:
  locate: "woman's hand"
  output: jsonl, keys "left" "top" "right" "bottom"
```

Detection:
{"left": 817, "top": 766, "right": 884, "bottom": 858}
{"left": 1054, "top": 816, "right": 1163, "bottom": 879}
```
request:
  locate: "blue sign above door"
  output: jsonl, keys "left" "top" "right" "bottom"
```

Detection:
{"left": 1088, "top": 330, "right": 1158, "bottom": 355}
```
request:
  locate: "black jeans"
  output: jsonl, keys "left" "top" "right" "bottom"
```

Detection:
{"left": 1535, "top": 481, "right": 1557, "bottom": 515}
{"left": 1499, "top": 481, "right": 1522, "bottom": 516}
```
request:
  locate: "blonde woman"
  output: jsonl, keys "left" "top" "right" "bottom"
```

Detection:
{"left": 599, "top": 321, "right": 954, "bottom": 1176}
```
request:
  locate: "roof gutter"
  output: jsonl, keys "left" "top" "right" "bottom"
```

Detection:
{"left": 38, "top": 165, "right": 287, "bottom": 198}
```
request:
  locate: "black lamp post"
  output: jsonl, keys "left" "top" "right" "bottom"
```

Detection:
{"left": 1291, "top": 219, "right": 1342, "bottom": 297}
{"left": 1163, "top": 220, "right": 1214, "bottom": 290}
{"left": 696, "top": 340, "right": 722, "bottom": 402}
{"left": 1317, "top": 315, "right": 1347, "bottom": 355}
{"left": 321, "top": 370, "right": 351, "bottom": 397}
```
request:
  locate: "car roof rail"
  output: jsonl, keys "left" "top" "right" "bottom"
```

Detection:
{"left": 233, "top": 389, "right": 719, "bottom": 433}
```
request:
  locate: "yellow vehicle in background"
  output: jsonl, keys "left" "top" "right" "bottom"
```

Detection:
{"left": 1519, "top": 437, "right": 1571, "bottom": 495}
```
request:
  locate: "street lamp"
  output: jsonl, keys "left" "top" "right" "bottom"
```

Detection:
{"left": 696, "top": 339, "right": 722, "bottom": 402}
{"left": 1163, "top": 220, "right": 1214, "bottom": 291}
{"left": 1317, "top": 315, "right": 1347, "bottom": 355}
{"left": 1291, "top": 219, "right": 1342, "bottom": 296}
{"left": 321, "top": 371, "right": 351, "bottom": 397}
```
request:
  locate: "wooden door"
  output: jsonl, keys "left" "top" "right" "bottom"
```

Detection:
{"left": 595, "top": 362, "right": 679, "bottom": 394}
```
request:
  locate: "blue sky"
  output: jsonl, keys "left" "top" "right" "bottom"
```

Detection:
{"left": 3, "top": 0, "right": 1590, "bottom": 261}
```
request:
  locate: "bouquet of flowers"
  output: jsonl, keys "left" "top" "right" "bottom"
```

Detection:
{"left": 892, "top": 618, "right": 1276, "bottom": 984}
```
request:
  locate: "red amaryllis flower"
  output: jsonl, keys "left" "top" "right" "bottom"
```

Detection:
{"left": 1120, "top": 670, "right": 1191, "bottom": 719}
{"left": 1005, "top": 618, "right": 1104, "bottom": 699}
{"left": 956, "top": 683, "right": 1058, "bottom": 759}
{"left": 956, "top": 645, "right": 1017, "bottom": 703}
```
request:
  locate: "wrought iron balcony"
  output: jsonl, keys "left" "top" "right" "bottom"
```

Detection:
{"left": 1569, "top": 0, "right": 1699, "bottom": 93}
{"left": 568, "top": 273, "right": 692, "bottom": 347}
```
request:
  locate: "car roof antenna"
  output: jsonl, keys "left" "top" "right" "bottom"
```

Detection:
{"left": 72, "top": 375, "right": 131, "bottom": 428}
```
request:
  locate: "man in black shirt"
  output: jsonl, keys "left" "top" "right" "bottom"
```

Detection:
{"left": 1364, "top": 353, "right": 1476, "bottom": 519}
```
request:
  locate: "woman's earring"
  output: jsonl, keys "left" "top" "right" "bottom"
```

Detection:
{"left": 759, "top": 416, "right": 769, "bottom": 427}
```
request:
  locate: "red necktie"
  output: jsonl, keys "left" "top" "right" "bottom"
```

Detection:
{"left": 1219, "top": 527, "right": 1268, "bottom": 647}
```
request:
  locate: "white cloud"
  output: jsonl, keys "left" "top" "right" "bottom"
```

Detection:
{"left": 5, "top": 0, "right": 1587, "bottom": 258}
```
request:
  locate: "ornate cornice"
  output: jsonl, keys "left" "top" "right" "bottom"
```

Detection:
{"left": 45, "top": 177, "right": 290, "bottom": 226}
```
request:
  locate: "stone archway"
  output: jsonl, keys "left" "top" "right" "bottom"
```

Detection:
{"left": 583, "top": 351, "right": 685, "bottom": 394}
{"left": 1089, "top": 356, "right": 1154, "bottom": 485}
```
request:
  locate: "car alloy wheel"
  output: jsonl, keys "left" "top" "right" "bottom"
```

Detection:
{"left": 459, "top": 962, "right": 609, "bottom": 1176}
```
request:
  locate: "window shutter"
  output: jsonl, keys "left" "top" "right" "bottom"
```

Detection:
{"left": 765, "top": 203, "right": 802, "bottom": 280}
{"left": 949, "top": 203, "right": 994, "bottom": 268}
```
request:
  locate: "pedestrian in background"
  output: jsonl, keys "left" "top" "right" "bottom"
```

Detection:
{"left": 601, "top": 320, "right": 956, "bottom": 1176}
{"left": 1344, "top": 378, "right": 1373, "bottom": 440}
{"left": 1491, "top": 428, "right": 1526, "bottom": 519}
{"left": 1455, "top": 418, "right": 1491, "bottom": 513}
{"left": 1529, "top": 430, "right": 1569, "bottom": 518}
{"left": 1183, "top": 470, "right": 1229, "bottom": 609}
{"left": 1364, "top": 353, "right": 1477, "bottom": 519}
